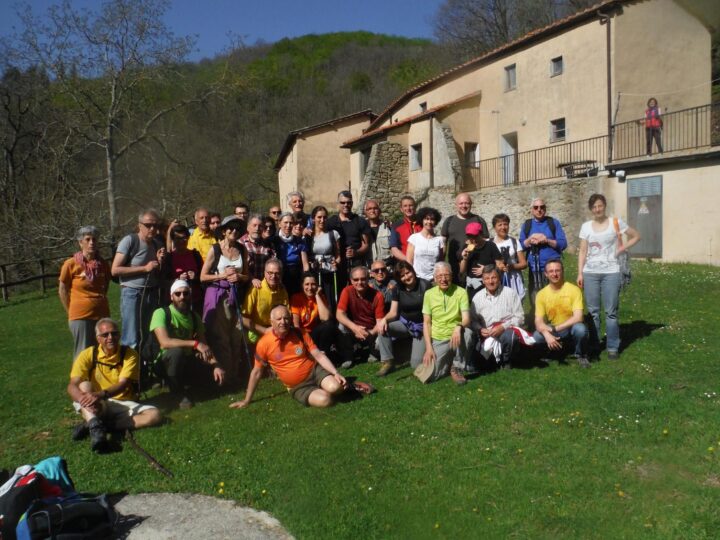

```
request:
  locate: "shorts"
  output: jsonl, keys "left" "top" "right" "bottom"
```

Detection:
{"left": 288, "top": 364, "right": 332, "bottom": 406}
{"left": 74, "top": 398, "right": 157, "bottom": 422}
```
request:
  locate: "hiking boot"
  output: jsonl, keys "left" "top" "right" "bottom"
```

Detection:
{"left": 377, "top": 361, "right": 395, "bottom": 377}
{"left": 71, "top": 422, "right": 89, "bottom": 441}
{"left": 179, "top": 396, "right": 194, "bottom": 410}
{"left": 340, "top": 360, "right": 354, "bottom": 370}
{"left": 450, "top": 368, "right": 467, "bottom": 386}
{"left": 607, "top": 350, "right": 619, "bottom": 361}
{"left": 577, "top": 356, "right": 591, "bottom": 368}
{"left": 88, "top": 417, "right": 107, "bottom": 452}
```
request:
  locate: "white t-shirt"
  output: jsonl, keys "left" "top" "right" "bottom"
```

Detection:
{"left": 579, "top": 217, "right": 628, "bottom": 274}
{"left": 217, "top": 253, "right": 244, "bottom": 274}
{"left": 408, "top": 233, "right": 445, "bottom": 281}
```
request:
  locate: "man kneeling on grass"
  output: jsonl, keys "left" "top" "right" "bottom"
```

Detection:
{"left": 231, "top": 305, "right": 369, "bottom": 409}
{"left": 67, "top": 318, "right": 161, "bottom": 452}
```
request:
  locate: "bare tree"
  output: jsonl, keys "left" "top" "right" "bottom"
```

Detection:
{"left": 434, "top": 0, "right": 597, "bottom": 60}
{"left": 7, "top": 0, "right": 217, "bottom": 238}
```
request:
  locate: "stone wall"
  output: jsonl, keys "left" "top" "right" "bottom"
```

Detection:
{"left": 432, "top": 121, "right": 463, "bottom": 189}
{"left": 358, "top": 141, "right": 409, "bottom": 211}
{"left": 425, "top": 176, "right": 608, "bottom": 252}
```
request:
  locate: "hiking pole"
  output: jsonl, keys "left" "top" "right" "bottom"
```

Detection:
{"left": 333, "top": 269, "right": 338, "bottom": 305}
{"left": 230, "top": 283, "right": 253, "bottom": 374}
{"left": 125, "top": 430, "right": 173, "bottom": 478}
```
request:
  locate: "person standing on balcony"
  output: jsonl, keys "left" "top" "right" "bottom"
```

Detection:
{"left": 519, "top": 198, "right": 567, "bottom": 308}
{"left": 441, "top": 192, "right": 489, "bottom": 284}
{"left": 644, "top": 97, "right": 663, "bottom": 156}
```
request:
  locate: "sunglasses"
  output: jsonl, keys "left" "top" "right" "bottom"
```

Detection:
{"left": 141, "top": 222, "right": 159, "bottom": 229}
{"left": 98, "top": 331, "right": 120, "bottom": 338}
{"left": 371, "top": 268, "right": 387, "bottom": 273}
{"left": 533, "top": 205, "right": 546, "bottom": 210}
{"left": 339, "top": 201, "right": 353, "bottom": 206}
{"left": 173, "top": 291, "right": 191, "bottom": 297}
{"left": 351, "top": 277, "right": 368, "bottom": 282}
{"left": 270, "top": 210, "right": 281, "bottom": 215}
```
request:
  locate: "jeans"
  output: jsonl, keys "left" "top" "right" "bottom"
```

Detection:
{"left": 646, "top": 127, "right": 663, "bottom": 154}
{"left": 120, "top": 286, "right": 160, "bottom": 350}
{"left": 533, "top": 323, "right": 588, "bottom": 358}
{"left": 583, "top": 272, "right": 622, "bottom": 353}
{"left": 376, "top": 320, "right": 426, "bottom": 368}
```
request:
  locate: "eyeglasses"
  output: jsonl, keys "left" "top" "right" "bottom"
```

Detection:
{"left": 371, "top": 268, "right": 387, "bottom": 273}
{"left": 141, "top": 222, "right": 159, "bottom": 229}
{"left": 270, "top": 210, "right": 281, "bottom": 215}
{"left": 173, "top": 291, "right": 191, "bottom": 297}
{"left": 339, "top": 200, "right": 353, "bottom": 206}
{"left": 98, "top": 331, "right": 119, "bottom": 338}
{"left": 263, "top": 225, "right": 274, "bottom": 230}
{"left": 351, "top": 277, "right": 368, "bottom": 282}
{"left": 533, "top": 205, "right": 546, "bottom": 210}
{"left": 266, "top": 271, "right": 281, "bottom": 276}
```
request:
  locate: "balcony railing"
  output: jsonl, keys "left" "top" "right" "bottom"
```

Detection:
{"left": 461, "top": 101, "right": 720, "bottom": 190}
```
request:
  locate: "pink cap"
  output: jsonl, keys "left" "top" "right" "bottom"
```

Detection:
{"left": 465, "top": 222, "right": 483, "bottom": 236}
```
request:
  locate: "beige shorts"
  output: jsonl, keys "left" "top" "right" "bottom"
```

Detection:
{"left": 74, "top": 398, "right": 157, "bottom": 422}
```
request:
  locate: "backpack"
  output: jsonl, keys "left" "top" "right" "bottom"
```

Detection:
{"left": 140, "top": 306, "right": 198, "bottom": 390}
{"left": 89, "top": 344, "right": 135, "bottom": 398}
{"left": 15, "top": 493, "right": 116, "bottom": 540}
{"left": 110, "top": 233, "right": 163, "bottom": 283}
{"left": 207, "top": 242, "right": 246, "bottom": 275}
{"left": 523, "top": 217, "right": 557, "bottom": 240}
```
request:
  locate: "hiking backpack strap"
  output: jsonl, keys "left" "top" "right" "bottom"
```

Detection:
{"left": 523, "top": 217, "right": 557, "bottom": 240}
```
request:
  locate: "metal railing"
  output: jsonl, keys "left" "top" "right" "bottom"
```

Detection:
{"left": 612, "top": 102, "right": 720, "bottom": 160}
{"left": 462, "top": 134, "right": 608, "bottom": 190}
{"left": 461, "top": 101, "right": 720, "bottom": 190}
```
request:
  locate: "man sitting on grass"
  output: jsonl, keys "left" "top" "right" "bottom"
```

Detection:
{"left": 67, "top": 318, "right": 161, "bottom": 452}
{"left": 150, "top": 279, "right": 226, "bottom": 409}
{"left": 532, "top": 259, "right": 590, "bottom": 367}
{"left": 231, "top": 305, "right": 361, "bottom": 409}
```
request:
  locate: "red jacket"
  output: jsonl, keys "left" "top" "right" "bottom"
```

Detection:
{"left": 645, "top": 107, "right": 662, "bottom": 129}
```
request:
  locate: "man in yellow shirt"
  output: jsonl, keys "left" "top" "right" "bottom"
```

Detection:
{"left": 67, "top": 318, "right": 161, "bottom": 452}
{"left": 532, "top": 259, "right": 590, "bottom": 367}
{"left": 242, "top": 259, "right": 289, "bottom": 345}
{"left": 187, "top": 207, "right": 217, "bottom": 261}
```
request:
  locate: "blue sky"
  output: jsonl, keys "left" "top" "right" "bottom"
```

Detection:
{"left": 1, "top": 0, "right": 443, "bottom": 61}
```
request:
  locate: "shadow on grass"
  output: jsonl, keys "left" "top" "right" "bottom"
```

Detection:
{"left": 620, "top": 320, "right": 666, "bottom": 352}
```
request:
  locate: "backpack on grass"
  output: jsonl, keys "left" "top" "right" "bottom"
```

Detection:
{"left": 16, "top": 493, "right": 116, "bottom": 540}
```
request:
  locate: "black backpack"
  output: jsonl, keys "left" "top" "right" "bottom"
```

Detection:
{"left": 523, "top": 217, "right": 557, "bottom": 240}
{"left": 89, "top": 344, "right": 134, "bottom": 398}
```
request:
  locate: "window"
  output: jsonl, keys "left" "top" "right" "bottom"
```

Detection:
{"left": 464, "top": 142, "right": 480, "bottom": 166}
{"left": 550, "top": 56, "right": 563, "bottom": 77}
{"left": 410, "top": 144, "right": 422, "bottom": 170}
{"left": 419, "top": 102, "right": 427, "bottom": 113}
{"left": 360, "top": 147, "right": 372, "bottom": 176}
{"left": 504, "top": 64, "right": 516, "bottom": 91}
{"left": 550, "top": 118, "right": 566, "bottom": 143}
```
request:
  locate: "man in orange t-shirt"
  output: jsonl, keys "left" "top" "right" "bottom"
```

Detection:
{"left": 230, "top": 305, "right": 348, "bottom": 408}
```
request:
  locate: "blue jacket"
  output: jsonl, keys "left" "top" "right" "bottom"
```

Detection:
{"left": 519, "top": 217, "right": 567, "bottom": 270}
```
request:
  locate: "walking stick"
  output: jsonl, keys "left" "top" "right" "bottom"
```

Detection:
{"left": 333, "top": 269, "right": 338, "bottom": 305}
{"left": 125, "top": 430, "right": 173, "bottom": 478}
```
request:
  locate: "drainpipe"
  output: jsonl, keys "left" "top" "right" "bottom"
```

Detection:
{"left": 598, "top": 10, "right": 613, "bottom": 162}
{"left": 429, "top": 115, "right": 434, "bottom": 188}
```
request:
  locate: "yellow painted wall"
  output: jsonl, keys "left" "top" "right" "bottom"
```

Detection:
{"left": 277, "top": 145, "right": 298, "bottom": 209}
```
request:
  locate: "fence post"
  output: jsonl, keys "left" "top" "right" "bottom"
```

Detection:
{"left": 39, "top": 259, "right": 46, "bottom": 294}
{"left": 0, "top": 265, "right": 7, "bottom": 302}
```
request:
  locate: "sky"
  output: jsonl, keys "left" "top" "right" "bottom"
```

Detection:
{"left": 0, "top": 0, "right": 444, "bottom": 61}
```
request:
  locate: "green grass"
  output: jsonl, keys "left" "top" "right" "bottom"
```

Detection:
{"left": 1, "top": 261, "right": 719, "bottom": 539}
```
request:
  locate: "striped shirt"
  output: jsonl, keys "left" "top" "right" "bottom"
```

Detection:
{"left": 471, "top": 284, "right": 524, "bottom": 329}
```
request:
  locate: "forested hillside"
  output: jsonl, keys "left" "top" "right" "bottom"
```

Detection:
{"left": 1, "top": 25, "right": 452, "bottom": 263}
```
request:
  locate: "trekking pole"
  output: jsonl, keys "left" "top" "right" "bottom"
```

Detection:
{"left": 230, "top": 284, "right": 253, "bottom": 374}
{"left": 125, "top": 430, "right": 173, "bottom": 478}
{"left": 333, "top": 269, "right": 338, "bottom": 305}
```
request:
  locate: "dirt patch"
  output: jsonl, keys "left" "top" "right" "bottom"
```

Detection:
{"left": 112, "top": 493, "right": 293, "bottom": 539}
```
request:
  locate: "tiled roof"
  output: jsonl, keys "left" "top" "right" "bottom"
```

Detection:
{"left": 274, "top": 109, "right": 377, "bottom": 170}
{"left": 342, "top": 91, "right": 482, "bottom": 148}
{"left": 366, "top": 0, "right": 625, "bottom": 132}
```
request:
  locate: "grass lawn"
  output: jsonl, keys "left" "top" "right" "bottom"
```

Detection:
{"left": 1, "top": 260, "right": 719, "bottom": 539}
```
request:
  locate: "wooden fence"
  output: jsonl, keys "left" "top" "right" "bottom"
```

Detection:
{"left": 0, "top": 256, "right": 69, "bottom": 301}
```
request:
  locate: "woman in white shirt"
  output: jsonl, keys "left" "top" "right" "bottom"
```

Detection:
{"left": 577, "top": 194, "right": 640, "bottom": 360}
{"left": 491, "top": 213, "right": 528, "bottom": 300}
{"left": 407, "top": 207, "right": 444, "bottom": 282}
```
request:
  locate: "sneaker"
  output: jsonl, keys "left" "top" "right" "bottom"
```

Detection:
{"left": 450, "top": 368, "right": 467, "bottom": 386}
{"left": 607, "top": 350, "right": 619, "bottom": 361}
{"left": 377, "top": 361, "right": 395, "bottom": 377}
{"left": 340, "top": 360, "right": 354, "bottom": 369}
{"left": 577, "top": 357, "right": 591, "bottom": 368}
{"left": 179, "top": 396, "right": 194, "bottom": 410}
{"left": 88, "top": 417, "right": 107, "bottom": 452}
{"left": 71, "top": 422, "right": 89, "bottom": 441}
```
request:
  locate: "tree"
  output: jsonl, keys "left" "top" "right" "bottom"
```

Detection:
{"left": 433, "top": 0, "right": 597, "bottom": 60}
{"left": 8, "top": 0, "right": 214, "bottom": 238}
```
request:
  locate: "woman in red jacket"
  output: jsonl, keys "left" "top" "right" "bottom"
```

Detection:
{"left": 645, "top": 97, "right": 663, "bottom": 156}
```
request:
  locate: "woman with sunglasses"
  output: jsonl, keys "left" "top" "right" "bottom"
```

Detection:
{"left": 201, "top": 216, "right": 249, "bottom": 383}
{"left": 274, "top": 212, "right": 309, "bottom": 296}
{"left": 59, "top": 225, "right": 112, "bottom": 360}
{"left": 163, "top": 224, "right": 204, "bottom": 312}
{"left": 308, "top": 205, "right": 341, "bottom": 311}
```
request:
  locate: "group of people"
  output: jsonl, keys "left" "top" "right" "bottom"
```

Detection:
{"left": 60, "top": 189, "right": 639, "bottom": 451}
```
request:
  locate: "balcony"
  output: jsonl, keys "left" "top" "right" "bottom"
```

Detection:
{"left": 461, "top": 102, "right": 720, "bottom": 190}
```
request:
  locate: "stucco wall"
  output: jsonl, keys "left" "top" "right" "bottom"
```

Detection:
{"left": 277, "top": 145, "right": 298, "bottom": 207}
{"left": 613, "top": 0, "right": 711, "bottom": 124}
